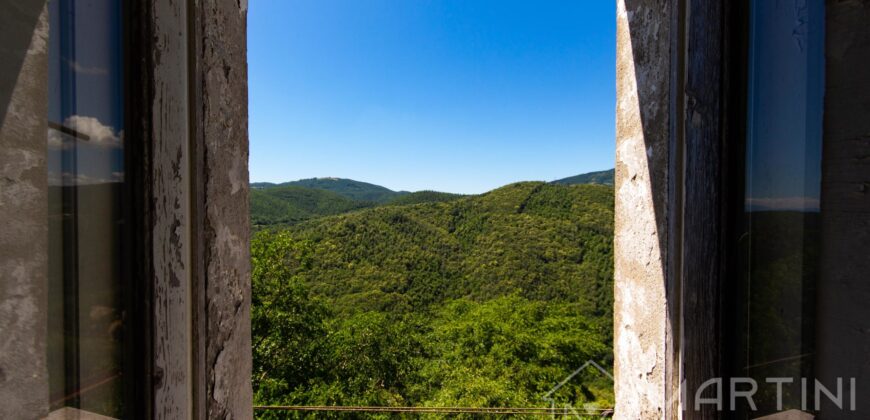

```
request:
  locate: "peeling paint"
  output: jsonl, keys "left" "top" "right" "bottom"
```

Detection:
{"left": 151, "top": 0, "right": 193, "bottom": 415}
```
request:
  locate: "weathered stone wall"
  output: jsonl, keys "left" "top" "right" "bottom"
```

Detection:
{"left": 0, "top": 2, "right": 49, "bottom": 419}
{"left": 199, "top": 0, "right": 253, "bottom": 418}
{"left": 614, "top": 0, "right": 672, "bottom": 418}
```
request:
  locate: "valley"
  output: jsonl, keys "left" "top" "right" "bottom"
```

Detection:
{"left": 250, "top": 170, "right": 616, "bottom": 413}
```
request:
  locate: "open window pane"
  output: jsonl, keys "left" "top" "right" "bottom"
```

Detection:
{"left": 247, "top": 2, "right": 617, "bottom": 416}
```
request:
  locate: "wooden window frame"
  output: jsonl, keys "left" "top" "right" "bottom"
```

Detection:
{"left": 668, "top": 0, "right": 747, "bottom": 418}
{"left": 93, "top": 0, "right": 252, "bottom": 418}
{"left": 0, "top": 1, "right": 228, "bottom": 417}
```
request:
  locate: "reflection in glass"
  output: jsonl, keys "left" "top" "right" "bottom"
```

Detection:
{"left": 47, "top": 0, "right": 127, "bottom": 417}
{"left": 732, "top": 0, "right": 824, "bottom": 417}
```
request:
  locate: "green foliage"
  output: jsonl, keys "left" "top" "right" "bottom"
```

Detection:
{"left": 384, "top": 190, "right": 465, "bottom": 206}
{"left": 251, "top": 231, "right": 330, "bottom": 405}
{"left": 251, "top": 182, "right": 616, "bottom": 416}
{"left": 269, "top": 177, "right": 407, "bottom": 202}
{"left": 250, "top": 186, "right": 373, "bottom": 227}
{"left": 289, "top": 183, "right": 614, "bottom": 315}
{"left": 551, "top": 169, "right": 614, "bottom": 186}
{"left": 415, "top": 296, "right": 613, "bottom": 409}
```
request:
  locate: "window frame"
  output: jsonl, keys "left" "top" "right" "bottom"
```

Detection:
{"left": 668, "top": 0, "right": 748, "bottom": 418}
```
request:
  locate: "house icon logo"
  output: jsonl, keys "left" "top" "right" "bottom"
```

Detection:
{"left": 542, "top": 360, "right": 614, "bottom": 418}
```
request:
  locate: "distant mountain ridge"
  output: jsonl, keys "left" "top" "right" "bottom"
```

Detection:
{"left": 250, "top": 169, "right": 615, "bottom": 226}
{"left": 250, "top": 185, "right": 371, "bottom": 226}
{"left": 551, "top": 169, "right": 614, "bottom": 186}
{"left": 252, "top": 177, "right": 408, "bottom": 203}
{"left": 252, "top": 169, "right": 616, "bottom": 198}
{"left": 383, "top": 190, "right": 464, "bottom": 206}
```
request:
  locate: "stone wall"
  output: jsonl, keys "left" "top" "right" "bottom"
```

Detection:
{"left": 0, "top": 2, "right": 49, "bottom": 419}
{"left": 614, "top": 1, "right": 673, "bottom": 418}
{"left": 199, "top": 0, "right": 253, "bottom": 418}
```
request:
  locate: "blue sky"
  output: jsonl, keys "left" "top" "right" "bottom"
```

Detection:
{"left": 248, "top": 0, "right": 615, "bottom": 194}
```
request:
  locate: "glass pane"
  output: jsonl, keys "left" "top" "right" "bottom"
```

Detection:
{"left": 47, "top": 0, "right": 128, "bottom": 417}
{"left": 732, "top": 0, "right": 825, "bottom": 417}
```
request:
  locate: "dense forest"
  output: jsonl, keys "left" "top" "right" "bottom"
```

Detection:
{"left": 250, "top": 174, "right": 615, "bottom": 417}
{"left": 551, "top": 169, "right": 614, "bottom": 186}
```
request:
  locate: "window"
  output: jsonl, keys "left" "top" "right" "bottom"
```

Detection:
{"left": 247, "top": 2, "right": 617, "bottom": 416}
{"left": 726, "top": 1, "right": 866, "bottom": 417}
{"left": 3, "top": 0, "right": 252, "bottom": 418}
{"left": 46, "top": 1, "right": 137, "bottom": 417}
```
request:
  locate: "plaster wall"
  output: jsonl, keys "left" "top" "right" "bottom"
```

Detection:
{"left": 0, "top": 2, "right": 50, "bottom": 419}
{"left": 614, "top": 1, "right": 673, "bottom": 418}
{"left": 199, "top": 1, "right": 253, "bottom": 418}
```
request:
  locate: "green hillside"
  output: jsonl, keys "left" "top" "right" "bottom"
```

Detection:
{"left": 288, "top": 182, "right": 613, "bottom": 311}
{"left": 277, "top": 177, "right": 408, "bottom": 202}
{"left": 552, "top": 168, "right": 614, "bottom": 186}
{"left": 250, "top": 185, "right": 373, "bottom": 226}
{"left": 383, "top": 190, "right": 464, "bottom": 206}
{"left": 252, "top": 182, "right": 615, "bottom": 413}
{"left": 251, "top": 182, "right": 279, "bottom": 189}
{"left": 251, "top": 170, "right": 615, "bottom": 228}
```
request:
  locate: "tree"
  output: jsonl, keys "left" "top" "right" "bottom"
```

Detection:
{"left": 251, "top": 231, "right": 329, "bottom": 405}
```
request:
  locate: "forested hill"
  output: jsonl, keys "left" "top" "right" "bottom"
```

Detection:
{"left": 250, "top": 185, "right": 372, "bottom": 226}
{"left": 253, "top": 177, "right": 409, "bottom": 202}
{"left": 287, "top": 182, "right": 614, "bottom": 312}
{"left": 250, "top": 169, "right": 616, "bottom": 227}
{"left": 251, "top": 181, "right": 616, "bottom": 412}
{"left": 250, "top": 178, "right": 441, "bottom": 226}
{"left": 551, "top": 168, "right": 614, "bottom": 186}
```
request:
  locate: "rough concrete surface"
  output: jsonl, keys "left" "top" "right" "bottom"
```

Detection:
{"left": 200, "top": 0, "right": 253, "bottom": 418}
{"left": 0, "top": 2, "right": 50, "bottom": 419}
{"left": 614, "top": 0, "right": 672, "bottom": 419}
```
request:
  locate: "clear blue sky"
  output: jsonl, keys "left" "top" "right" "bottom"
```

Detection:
{"left": 248, "top": 0, "right": 615, "bottom": 194}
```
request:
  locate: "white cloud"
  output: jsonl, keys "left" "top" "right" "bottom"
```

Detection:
{"left": 47, "top": 128, "right": 64, "bottom": 149}
{"left": 48, "top": 115, "right": 123, "bottom": 149}
{"left": 65, "top": 115, "right": 122, "bottom": 146}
